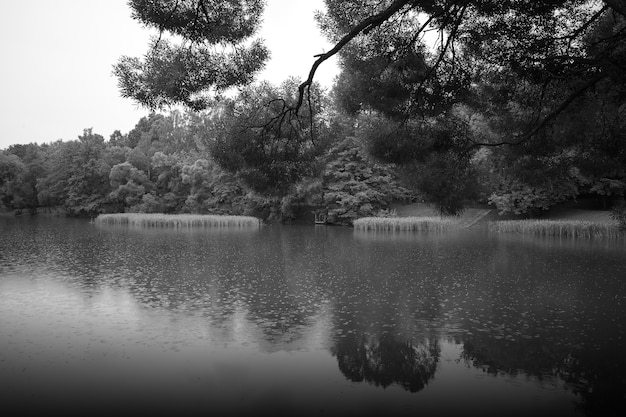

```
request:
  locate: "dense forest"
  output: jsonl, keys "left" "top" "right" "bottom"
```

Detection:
{"left": 0, "top": 104, "right": 415, "bottom": 223}
{"left": 1, "top": 0, "right": 625, "bottom": 223}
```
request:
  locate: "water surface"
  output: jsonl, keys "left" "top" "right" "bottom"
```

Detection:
{"left": 1, "top": 216, "right": 625, "bottom": 415}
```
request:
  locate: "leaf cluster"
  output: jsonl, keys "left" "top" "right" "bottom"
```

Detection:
{"left": 129, "top": 0, "right": 264, "bottom": 43}
{"left": 209, "top": 80, "right": 330, "bottom": 195}
{"left": 114, "top": 0, "right": 269, "bottom": 110}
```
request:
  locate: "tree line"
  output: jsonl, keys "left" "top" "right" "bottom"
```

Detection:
{"left": 2, "top": 1, "right": 625, "bottom": 222}
{"left": 0, "top": 74, "right": 622, "bottom": 223}
{"left": 0, "top": 92, "right": 413, "bottom": 223}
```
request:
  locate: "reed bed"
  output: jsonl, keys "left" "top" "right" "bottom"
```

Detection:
{"left": 353, "top": 216, "right": 458, "bottom": 232}
{"left": 95, "top": 213, "right": 261, "bottom": 228}
{"left": 488, "top": 219, "right": 622, "bottom": 239}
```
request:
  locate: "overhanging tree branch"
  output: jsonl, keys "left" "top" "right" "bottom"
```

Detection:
{"left": 294, "top": 1, "right": 617, "bottom": 151}
{"left": 406, "top": 4, "right": 467, "bottom": 115}
{"left": 293, "top": 0, "right": 412, "bottom": 114}
{"left": 468, "top": 73, "right": 608, "bottom": 147}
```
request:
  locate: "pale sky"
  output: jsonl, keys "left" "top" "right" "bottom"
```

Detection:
{"left": 0, "top": 0, "right": 339, "bottom": 149}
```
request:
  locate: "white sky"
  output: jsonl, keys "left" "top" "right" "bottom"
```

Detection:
{"left": 0, "top": 0, "right": 338, "bottom": 149}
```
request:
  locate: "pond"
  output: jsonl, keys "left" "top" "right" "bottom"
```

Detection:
{"left": 1, "top": 216, "right": 625, "bottom": 416}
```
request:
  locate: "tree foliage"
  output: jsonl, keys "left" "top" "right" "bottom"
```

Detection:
{"left": 209, "top": 79, "right": 330, "bottom": 195}
{"left": 4, "top": 1, "right": 626, "bottom": 219}
{"left": 316, "top": 0, "right": 626, "bottom": 213}
{"left": 63, "top": 129, "right": 112, "bottom": 215}
{"left": 113, "top": 0, "right": 269, "bottom": 110}
{"left": 0, "top": 152, "right": 28, "bottom": 211}
{"left": 318, "top": 137, "right": 414, "bottom": 223}
{"left": 318, "top": 1, "right": 625, "bottom": 121}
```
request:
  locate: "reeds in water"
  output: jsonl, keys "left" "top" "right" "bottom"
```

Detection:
{"left": 353, "top": 216, "right": 458, "bottom": 232}
{"left": 94, "top": 213, "right": 261, "bottom": 228}
{"left": 488, "top": 219, "right": 622, "bottom": 239}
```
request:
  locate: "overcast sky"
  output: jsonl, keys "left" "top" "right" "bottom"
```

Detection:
{"left": 0, "top": 0, "right": 339, "bottom": 149}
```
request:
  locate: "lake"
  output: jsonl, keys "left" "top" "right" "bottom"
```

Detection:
{"left": 1, "top": 216, "right": 625, "bottom": 416}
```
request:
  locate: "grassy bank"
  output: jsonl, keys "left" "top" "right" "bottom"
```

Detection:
{"left": 488, "top": 219, "right": 622, "bottom": 239}
{"left": 353, "top": 216, "right": 458, "bottom": 232}
{"left": 95, "top": 213, "right": 262, "bottom": 228}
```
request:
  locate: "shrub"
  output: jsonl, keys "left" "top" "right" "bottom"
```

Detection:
{"left": 611, "top": 198, "right": 626, "bottom": 230}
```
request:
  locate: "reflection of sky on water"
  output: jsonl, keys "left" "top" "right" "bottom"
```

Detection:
{"left": 1, "top": 217, "right": 624, "bottom": 415}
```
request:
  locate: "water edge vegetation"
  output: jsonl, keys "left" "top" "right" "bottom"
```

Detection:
{"left": 352, "top": 209, "right": 624, "bottom": 240}
{"left": 487, "top": 219, "right": 622, "bottom": 239}
{"left": 94, "top": 213, "right": 262, "bottom": 228}
{"left": 352, "top": 216, "right": 458, "bottom": 232}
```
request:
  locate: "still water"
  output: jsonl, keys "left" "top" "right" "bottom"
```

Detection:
{"left": 1, "top": 216, "right": 625, "bottom": 416}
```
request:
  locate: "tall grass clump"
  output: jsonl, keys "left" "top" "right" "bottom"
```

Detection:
{"left": 488, "top": 219, "right": 622, "bottom": 239}
{"left": 95, "top": 213, "right": 261, "bottom": 228}
{"left": 353, "top": 216, "right": 458, "bottom": 232}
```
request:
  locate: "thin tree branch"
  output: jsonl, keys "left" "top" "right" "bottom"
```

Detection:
{"left": 405, "top": 4, "right": 467, "bottom": 115}
{"left": 603, "top": 0, "right": 626, "bottom": 17}
{"left": 555, "top": 5, "right": 609, "bottom": 42}
{"left": 154, "top": 0, "right": 181, "bottom": 50}
{"left": 531, "top": 79, "right": 551, "bottom": 126}
{"left": 407, "top": 14, "right": 436, "bottom": 49}
{"left": 468, "top": 73, "right": 607, "bottom": 147}
{"left": 293, "top": 0, "right": 412, "bottom": 114}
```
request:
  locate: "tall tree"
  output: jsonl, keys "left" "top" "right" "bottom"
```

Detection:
{"left": 318, "top": 137, "right": 414, "bottom": 223}
{"left": 0, "top": 152, "right": 28, "bottom": 211}
{"left": 36, "top": 141, "right": 78, "bottom": 210}
{"left": 2, "top": 144, "right": 46, "bottom": 212}
{"left": 64, "top": 129, "right": 112, "bottom": 216}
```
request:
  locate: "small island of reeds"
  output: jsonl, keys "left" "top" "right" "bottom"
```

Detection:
{"left": 488, "top": 219, "right": 622, "bottom": 239}
{"left": 94, "top": 213, "right": 262, "bottom": 228}
{"left": 353, "top": 216, "right": 458, "bottom": 232}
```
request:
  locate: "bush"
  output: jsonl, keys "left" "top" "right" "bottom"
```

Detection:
{"left": 611, "top": 198, "right": 626, "bottom": 230}
{"left": 404, "top": 152, "right": 477, "bottom": 216}
{"left": 488, "top": 177, "right": 578, "bottom": 216}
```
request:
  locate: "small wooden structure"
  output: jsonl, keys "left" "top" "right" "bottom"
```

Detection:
{"left": 314, "top": 213, "right": 327, "bottom": 225}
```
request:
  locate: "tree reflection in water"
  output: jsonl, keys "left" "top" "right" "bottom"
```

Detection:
{"left": 460, "top": 333, "right": 626, "bottom": 416}
{"left": 2, "top": 219, "right": 626, "bottom": 415}
{"left": 332, "top": 332, "right": 440, "bottom": 392}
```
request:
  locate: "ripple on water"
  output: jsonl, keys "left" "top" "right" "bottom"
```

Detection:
{"left": 1, "top": 219, "right": 625, "bottom": 414}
